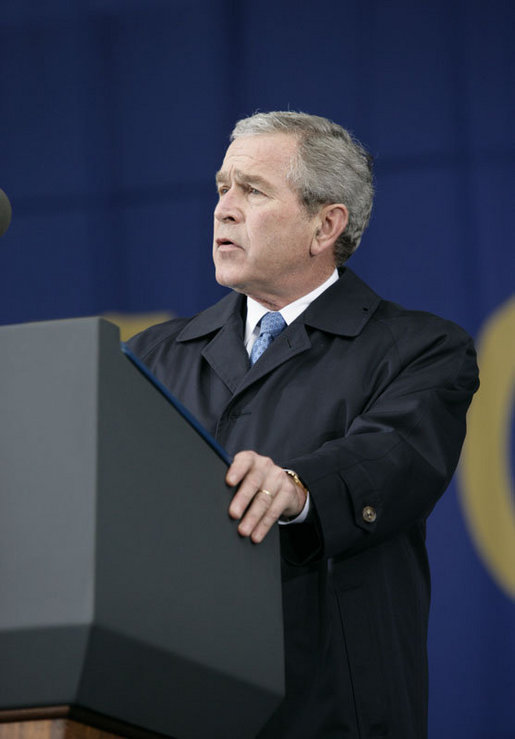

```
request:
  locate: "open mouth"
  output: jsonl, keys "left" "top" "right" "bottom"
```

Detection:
{"left": 216, "top": 238, "right": 240, "bottom": 249}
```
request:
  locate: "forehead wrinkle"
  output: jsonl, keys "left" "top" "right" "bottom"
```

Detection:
{"left": 216, "top": 167, "right": 278, "bottom": 195}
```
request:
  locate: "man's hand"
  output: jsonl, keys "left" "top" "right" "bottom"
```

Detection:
{"left": 226, "top": 451, "right": 307, "bottom": 543}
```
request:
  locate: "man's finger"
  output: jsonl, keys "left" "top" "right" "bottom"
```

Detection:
{"left": 230, "top": 473, "right": 280, "bottom": 518}
{"left": 236, "top": 488, "right": 277, "bottom": 533}
{"left": 249, "top": 510, "right": 280, "bottom": 543}
{"left": 225, "top": 450, "right": 259, "bottom": 486}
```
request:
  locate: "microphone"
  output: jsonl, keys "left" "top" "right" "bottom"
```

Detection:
{"left": 0, "top": 189, "right": 13, "bottom": 237}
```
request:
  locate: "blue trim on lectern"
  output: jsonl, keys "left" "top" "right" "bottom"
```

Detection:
{"left": 121, "top": 342, "right": 232, "bottom": 466}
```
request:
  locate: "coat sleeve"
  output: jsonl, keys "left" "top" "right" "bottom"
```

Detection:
{"left": 280, "top": 318, "right": 479, "bottom": 565}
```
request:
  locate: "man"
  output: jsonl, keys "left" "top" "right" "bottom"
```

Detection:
{"left": 128, "top": 112, "right": 479, "bottom": 738}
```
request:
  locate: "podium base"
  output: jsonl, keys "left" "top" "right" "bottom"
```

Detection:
{"left": 0, "top": 718, "right": 119, "bottom": 739}
{"left": 0, "top": 708, "right": 169, "bottom": 739}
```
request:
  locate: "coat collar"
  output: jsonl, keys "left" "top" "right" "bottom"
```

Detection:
{"left": 176, "top": 290, "right": 245, "bottom": 343}
{"left": 302, "top": 267, "right": 382, "bottom": 337}
{"left": 174, "top": 268, "right": 382, "bottom": 394}
{"left": 176, "top": 268, "right": 381, "bottom": 342}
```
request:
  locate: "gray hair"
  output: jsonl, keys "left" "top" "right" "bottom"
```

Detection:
{"left": 231, "top": 111, "right": 374, "bottom": 265}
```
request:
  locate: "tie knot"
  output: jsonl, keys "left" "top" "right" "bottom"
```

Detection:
{"left": 249, "top": 311, "right": 287, "bottom": 366}
{"left": 260, "top": 311, "right": 286, "bottom": 338}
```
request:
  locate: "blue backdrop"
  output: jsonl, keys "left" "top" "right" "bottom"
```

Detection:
{"left": 1, "top": 1, "right": 513, "bottom": 736}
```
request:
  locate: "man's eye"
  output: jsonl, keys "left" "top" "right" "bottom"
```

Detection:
{"left": 248, "top": 186, "right": 262, "bottom": 195}
{"left": 218, "top": 186, "right": 229, "bottom": 195}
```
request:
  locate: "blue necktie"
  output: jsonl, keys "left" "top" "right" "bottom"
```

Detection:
{"left": 249, "top": 311, "right": 287, "bottom": 366}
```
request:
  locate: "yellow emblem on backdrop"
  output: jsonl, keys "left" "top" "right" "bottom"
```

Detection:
{"left": 459, "top": 297, "right": 515, "bottom": 599}
{"left": 103, "top": 312, "right": 173, "bottom": 343}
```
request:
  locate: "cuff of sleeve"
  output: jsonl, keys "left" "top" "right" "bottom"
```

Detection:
{"left": 279, "top": 499, "right": 323, "bottom": 565}
{"left": 286, "top": 455, "right": 379, "bottom": 559}
{"left": 278, "top": 492, "right": 310, "bottom": 525}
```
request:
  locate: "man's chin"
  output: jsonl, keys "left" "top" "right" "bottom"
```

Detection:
{"left": 214, "top": 266, "right": 245, "bottom": 292}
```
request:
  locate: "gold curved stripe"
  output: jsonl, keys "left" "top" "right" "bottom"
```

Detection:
{"left": 104, "top": 311, "right": 173, "bottom": 342}
{"left": 458, "top": 296, "right": 515, "bottom": 599}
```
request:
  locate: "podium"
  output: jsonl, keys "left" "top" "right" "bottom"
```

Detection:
{"left": 0, "top": 318, "right": 284, "bottom": 738}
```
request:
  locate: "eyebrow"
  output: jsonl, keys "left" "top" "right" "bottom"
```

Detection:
{"left": 215, "top": 168, "right": 276, "bottom": 194}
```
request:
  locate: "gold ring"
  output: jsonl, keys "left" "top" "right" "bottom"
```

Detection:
{"left": 259, "top": 489, "right": 273, "bottom": 498}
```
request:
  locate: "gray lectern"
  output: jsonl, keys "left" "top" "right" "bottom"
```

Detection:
{"left": 0, "top": 318, "right": 284, "bottom": 739}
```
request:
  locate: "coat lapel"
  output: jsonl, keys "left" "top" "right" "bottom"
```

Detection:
{"left": 235, "top": 321, "right": 311, "bottom": 393}
{"left": 176, "top": 292, "right": 249, "bottom": 393}
{"left": 201, "top": 315, "right": 249, "bottom": 392}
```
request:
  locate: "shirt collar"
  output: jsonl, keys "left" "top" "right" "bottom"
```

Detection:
{"left": 245, "top": 269, "right": 339, "bottom": 346}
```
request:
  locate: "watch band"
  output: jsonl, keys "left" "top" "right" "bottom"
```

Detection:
{"left": 283, "top": 468, "right": 309, "bottom": 498}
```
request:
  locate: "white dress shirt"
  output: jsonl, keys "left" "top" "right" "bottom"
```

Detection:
{"left": 245, "top": 269, "right": 339, "bottom": 353}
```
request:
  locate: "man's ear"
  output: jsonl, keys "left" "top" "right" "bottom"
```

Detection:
{"left": 310, "top": 204, "right": 348, "bottom": 256}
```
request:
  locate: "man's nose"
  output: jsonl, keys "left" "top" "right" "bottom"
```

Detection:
{"left": 214, "top": 188, "right": 242, "bottom": 222}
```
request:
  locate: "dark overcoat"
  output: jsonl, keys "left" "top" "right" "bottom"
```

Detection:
{"left": 128, "top": 268, "right": 479, "bottom": 739}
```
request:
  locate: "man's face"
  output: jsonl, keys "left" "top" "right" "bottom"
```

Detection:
{"left": 213, "top": 133, "right": 324, "bottom": 309}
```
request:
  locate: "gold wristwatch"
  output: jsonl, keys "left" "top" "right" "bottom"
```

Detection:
{"left": 283, "top": 469, "right": 309, "bottom": 498}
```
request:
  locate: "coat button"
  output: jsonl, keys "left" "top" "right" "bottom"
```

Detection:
{"left": 362, "top": 505, "right": 377, "bottom": 523}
